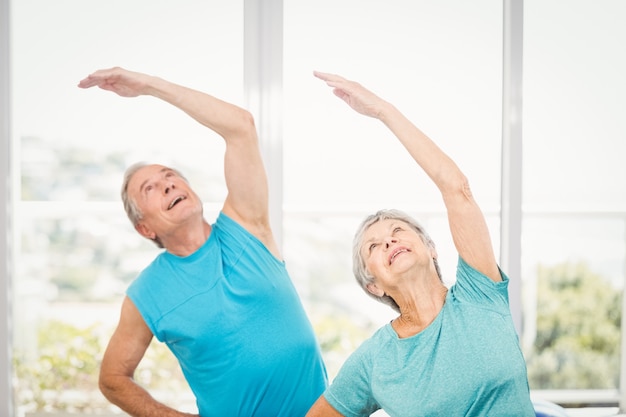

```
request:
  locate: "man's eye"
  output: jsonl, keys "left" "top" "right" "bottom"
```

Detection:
{"left": 369, "top": 243, "right": 378, "bottom": 251}
{"left": 393, "top": 227, "right": 402, "bottom": 233}
{"left": 145, "top": 185, "right": 153, "bottom": 193}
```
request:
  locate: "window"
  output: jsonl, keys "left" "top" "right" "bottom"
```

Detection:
{"left": 9, "top": 0, "right": 243, "bottom": 414}
{"left": 522, "top": 0, "right": 626, "bottom": 403}
{"left": 283, "top": 0, "right": 504, "bottom": 378}
{"left": 3, "top": 0, "right": 626, "bottom": 415}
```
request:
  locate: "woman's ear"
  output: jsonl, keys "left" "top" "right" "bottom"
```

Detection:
{"left": 366, "top": 283, "right": 385, "bottom": 297}
{"left": 135, "top": 222, "right": 156, "bottom": 240}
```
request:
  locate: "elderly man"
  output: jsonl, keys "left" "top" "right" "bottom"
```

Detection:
{"left": 78, "top": 67, "right": 327, "bottom": 417}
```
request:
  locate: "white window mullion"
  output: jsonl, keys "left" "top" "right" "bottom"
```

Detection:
{"left": 500, "top": 0, "right": 524, "bottom": 335}
{"left": 243, "top": 0, "right": 284, "bottom": 251}
{"left": 0, "top": 0, "right": 14, "bottom": 415}
{"left": 620, "top": 220, "right": 626, "bottom": 411}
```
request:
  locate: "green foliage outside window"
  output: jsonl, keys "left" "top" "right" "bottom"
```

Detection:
{"left": 13, "top": 320, "right": 189, "bottom": 414}
{"left": 525, "top": 261, "right": 621, "bottom": 390}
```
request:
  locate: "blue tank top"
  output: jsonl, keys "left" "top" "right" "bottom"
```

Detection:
{"left": 127, "top": 212, "right": 328, "bottom": 416}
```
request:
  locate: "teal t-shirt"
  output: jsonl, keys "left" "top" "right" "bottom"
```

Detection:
{"left": 324, "top": 257, "right": 534, "bottom": 417}
{"left": 127, "top": 212, "right": 328, "bottom": 417}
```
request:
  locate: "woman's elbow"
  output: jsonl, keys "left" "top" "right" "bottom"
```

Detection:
{"left": 440, "top": 173, "right": 473, "bottom": 201}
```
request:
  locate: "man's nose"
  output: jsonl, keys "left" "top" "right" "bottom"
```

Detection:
{"left": 164, "top": 183, "right": 176, "bottom": 194}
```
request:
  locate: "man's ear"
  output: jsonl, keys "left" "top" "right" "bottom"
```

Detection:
{"left": 135, "top": 223, "right": 156, "bottom": 240}
{"left": 366, "top": 283, "right": 385, "bottom": 297}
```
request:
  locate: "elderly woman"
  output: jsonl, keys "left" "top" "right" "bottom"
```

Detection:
{"left": 307, "top": 72, "right": 535, "bottom": 417}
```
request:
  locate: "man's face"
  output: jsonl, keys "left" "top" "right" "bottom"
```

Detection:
{"left": 127, "top": 164, "right": 203, "bottom": 242}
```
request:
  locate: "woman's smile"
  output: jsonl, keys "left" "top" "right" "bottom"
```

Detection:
{"left": 389, "top": 247, "right": 410, "bottom": 265}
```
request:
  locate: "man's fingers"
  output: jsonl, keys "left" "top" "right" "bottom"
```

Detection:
{"left": 77, "top": 73, "right": 109, "bottom": 88}
{"left": 77, "top": 78, "right": 98, "bottom": 89}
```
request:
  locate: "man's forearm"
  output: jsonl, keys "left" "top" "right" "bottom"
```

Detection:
{"left": 144, "top": 75, "right": 255, "bottom": 142}
{"left": 100, "top": 376, "right": 198, "bottom": 417}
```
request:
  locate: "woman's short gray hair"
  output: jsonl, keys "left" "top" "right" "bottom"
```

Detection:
{"left": 120, "top": 162, "right": 188, "bottom": 249}
{"left": 352, "top": 209, "right": 440, "bottom": 313}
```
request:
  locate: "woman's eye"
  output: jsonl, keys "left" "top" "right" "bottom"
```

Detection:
{"left": 393, "top": 227, "right": 402, "bottom": 233}
{"left": 369, "top": 243, "right": 378, "bottom": 251}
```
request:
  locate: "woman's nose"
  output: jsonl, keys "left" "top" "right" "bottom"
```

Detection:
{"left": 384, "top": 237, "right": 397, "bottom": 248}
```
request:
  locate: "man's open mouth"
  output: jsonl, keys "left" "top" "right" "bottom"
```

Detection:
{"left": 168, "top": 195, "right": 186, "bottom": 210}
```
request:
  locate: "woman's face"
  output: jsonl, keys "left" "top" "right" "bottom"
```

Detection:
{"left": 361, "top": 218, "right": 435, "bottom": 296}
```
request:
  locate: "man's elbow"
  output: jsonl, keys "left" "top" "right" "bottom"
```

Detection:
{"left": 98, "top": 371, "right": 115, "bottom": 400}
{"left": 98, "top": 370, "right": 129, "bottom": 403}
{"left": 234, "top": 108, "right": 257, "bottom": 138}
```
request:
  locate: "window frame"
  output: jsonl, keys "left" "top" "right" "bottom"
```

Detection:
{"left": 2, "top": 0, "right": 624, "bottom": 413}
{"left": 1, "top": 0, "right": 13, "bottom": 415}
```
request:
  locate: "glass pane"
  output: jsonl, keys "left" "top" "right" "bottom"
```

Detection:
{"left": 523, "top": 0, "right": 626, "bottom": 391}
{"left": 284, "top": 0, "right": 503, "bottom": 380}
{"left": 522, "top": 216, "right": 624, "bottom": 389}
{"left": 11, "top": 0, "right": 243, "bottom": 413}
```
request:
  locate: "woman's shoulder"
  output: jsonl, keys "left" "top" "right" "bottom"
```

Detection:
{"left": 355, "top": 323, "right": 398, "bottom": 356}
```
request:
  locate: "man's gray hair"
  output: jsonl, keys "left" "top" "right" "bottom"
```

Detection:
{"left": 120, "top": 162, "right": 188, "bottom": 249}
{"left": 121, "top": 162, "right": 148, "bottom": 228}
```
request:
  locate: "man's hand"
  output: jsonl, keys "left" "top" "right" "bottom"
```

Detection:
{"left": 78, "top": 67, "right": 153, "bottom": 97}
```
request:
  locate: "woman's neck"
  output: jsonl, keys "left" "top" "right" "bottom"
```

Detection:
{"left": 392, "top": 283, "right": 448, "bottom": 338}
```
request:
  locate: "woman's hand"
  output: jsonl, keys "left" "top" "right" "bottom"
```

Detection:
{"left": 314, "top": 71, "right": 388, "bottom": 119}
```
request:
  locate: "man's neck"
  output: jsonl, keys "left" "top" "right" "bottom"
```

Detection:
{"left": 163, "top": 221, "right": 212, "bottom": 257}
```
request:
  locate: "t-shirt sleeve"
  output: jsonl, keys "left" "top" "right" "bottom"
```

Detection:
{"left": 451, "top": 256, "right": 511, "bottom": 314}
{"left": 324, "top": 344, "right": 380, "bottom": 417}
